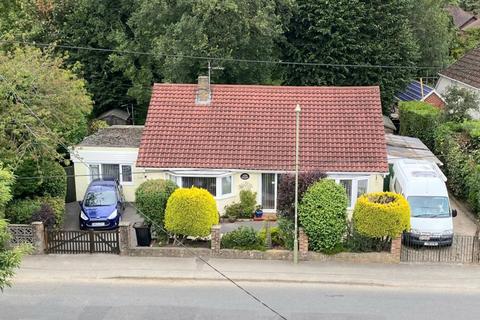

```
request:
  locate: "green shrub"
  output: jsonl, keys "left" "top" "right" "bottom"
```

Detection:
{"left": 258, "top": 226, "right": 284, "bottom": 248}
{"left": 277, "top": 171, "right": 326, "bottom": 219}
{"left": 353, "top": 192, "right": 410, "bottom": 239}
{"left": 31, "top": 204, "right": 56, "bottom": 229}
{"left": 13, "top": 160, "right": 66, "bottom": 199}
{"left": 5, "top": 198, "right": 39, "bottom": 224}
{"left": 39, "top": 161, "right": 67, "bottom": 198}
{"left": 277, "top": 216, "right": 294, "bottom": 250}
{"left": 223, "top": 190, "right": 257, "bottom": 219}
{"left": 5, "top": 196, "right": 64, "bottom": 226}
{"left": 221, "top": 226, "right": 265, "bottom": 250}
{"left": 435, "top": 122, "right": 480, "bottom": 215}
{"left": 345, "top": 222, "right": 391, "bottom": 252}
{"left": 399, "top": 101, "right": 442, "bottom": 150}
{"left": 165, "top": 187, "right": 219, "bottom": 237}
{"left": 135, "top": 179, "right": 178, "bottom": 232}
{"left": 239, "top": 190, "right": 256, "bottom": 218}
{"left": 299, "top": 179, "right": 348, "bottom": 253}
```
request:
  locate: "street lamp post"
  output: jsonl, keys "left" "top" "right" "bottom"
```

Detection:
{"left": 293, "top": 104, "right": 301, "bottom": 264}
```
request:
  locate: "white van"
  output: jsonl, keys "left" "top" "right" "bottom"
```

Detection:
{"left": 390, "top": 159, "right": 457, "bottom": 246}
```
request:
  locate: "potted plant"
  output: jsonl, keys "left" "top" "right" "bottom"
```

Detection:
{"left": 254, "top": 205, "right": 263, "bottom": 219}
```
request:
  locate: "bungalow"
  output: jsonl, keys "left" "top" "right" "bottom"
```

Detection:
{"left": 436, "top": 47, "right": 480, "bottom": 119}
{"left": 72, "top": 78, "right": 389, "bottom": 214}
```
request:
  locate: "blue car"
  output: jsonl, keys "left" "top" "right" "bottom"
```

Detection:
{"left": 79, "top": 178, "right": 125, "bottom": 230}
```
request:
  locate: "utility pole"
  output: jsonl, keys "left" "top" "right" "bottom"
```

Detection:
{"left": 293, "top": 104, "right": 301, "bottom": 264}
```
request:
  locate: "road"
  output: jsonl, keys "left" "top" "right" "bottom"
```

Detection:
{"left": 1, "top": 279, "right": 479, "bottom": 320}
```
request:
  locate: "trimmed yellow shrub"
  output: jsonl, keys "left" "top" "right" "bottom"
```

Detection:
{"left": 353, "top": 192, "right": 410, "bottom": 238}
{"left": 164, "top": 187, "right": 219, "bottom": 237}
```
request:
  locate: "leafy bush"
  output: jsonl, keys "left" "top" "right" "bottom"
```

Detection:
{"left": 221, "top": 226, "right": 265, "bottom": 250}
{"left": 5, "top": 196, "right": 64, "bottom": 226}
{"left": 135, "top": 179, "right": 178, "bottom": 232}
{"left": 89, "top": 119, "right": 109, "bottom": 134}
{"left": 277, "top": 216, "right": 294, "bottom": 250}
{"left": 258, "top": 226, "right": 284, "bottom": 248}
{"left": 435, "top": 122, "right": 480, "bottom": 215}
{"left": 30, "top": 204, "right": 56, "bottom": 229}
{"left": 399, "top": 101, "right": 442, "bottom": 150}
{"left": 353, "top": 192, "right": 410, "bottom": 239}
{"left": 223, "top": 190, "right": 257, "bottom": 219}
{"left": 164, "top": 187, "right": 219, "bottom": 237}
{"left": 5, "top": 198, "right": 39, "bottom": 224}
{"left": 443, "top": 86, "right": 480, "bottom": 123}
{"left": 13, "top": 160, "right": 66, "bottom": 199}
{"left": 299, "top": 179, "right": 348, "bottom": 253}
{"left": 344, "top": 222, "right": 391, "bottom": 252}
{"left": 277, "top": 171, "right": 326, "bottom": 220}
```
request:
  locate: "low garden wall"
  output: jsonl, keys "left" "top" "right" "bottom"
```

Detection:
{"left": 123, "top": 224, "right": 402, "bottom": 264}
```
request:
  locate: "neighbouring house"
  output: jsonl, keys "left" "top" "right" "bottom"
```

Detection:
{"left": 71, "top": 125, "right": 144, "bottom": 201}
{"left": 395, "top": 80, "right": 445, "bottom": 109}
{"left": 72, "top": 78, "right": 389, "bottom": 214}
{"left": 446, "top": 5, "right": 480, "bottom": 31}
{"left": 436, "top": 47, "right": 480, "bottom": 119}
{"left": 97, "top": 108, "right": 131, "bottom": 125}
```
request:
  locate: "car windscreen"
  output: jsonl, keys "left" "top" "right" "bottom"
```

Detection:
{"left": 408, "top": 196, "right": 450, "bottom": 218}
{"left": 84, "top": 190, "right": 117, "bottom": 207}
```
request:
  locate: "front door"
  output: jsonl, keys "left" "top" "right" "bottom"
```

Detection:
{"left": 261, "top": 173, "right": 276, "bottom": 211}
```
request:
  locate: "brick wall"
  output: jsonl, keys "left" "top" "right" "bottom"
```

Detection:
{"left": 299, "top": 228, "right": 309, "bottom": 260}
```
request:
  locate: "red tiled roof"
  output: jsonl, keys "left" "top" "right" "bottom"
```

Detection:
{"left": 137, "top": 84, "right": 388, "bottom": 173}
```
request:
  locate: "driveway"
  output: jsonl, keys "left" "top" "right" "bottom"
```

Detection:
{"left": 63, "top": 202, "right": 143, "bottom": 230}
{"left": 450, "top": 194, "right": 479, "bottom": 236}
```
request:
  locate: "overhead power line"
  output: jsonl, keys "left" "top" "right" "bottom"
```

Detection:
{"left": 1, "top": 39, "right": 449, "bottom": 71}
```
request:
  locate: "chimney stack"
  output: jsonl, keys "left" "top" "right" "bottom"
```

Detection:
{"left": 196, "top": 75, "right": 211, "bottom": 105}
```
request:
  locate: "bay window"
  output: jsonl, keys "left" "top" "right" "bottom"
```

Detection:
{"left": 171, "top": 174, "right": 233, "bottom": 198}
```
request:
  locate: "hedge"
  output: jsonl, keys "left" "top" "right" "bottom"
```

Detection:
{"left": 353, "top": 192, "right": 410, "bottom": 239}
{"left": 5, "top": 196, "right": 65, "bottom": 227}
{"left": 164, "top": 187, "right": 219, "bottom": 237}
{"left": 135, "top": 179, "right": 177, "bottom": 231}
{"left": 435, "top": 121, "right": 480, "bottom": 215}
{"left": 299, "top": 179, "right": 347, "bottom": 253}
{"left": 399, "top": 101, "right": 442, "bottom": 150}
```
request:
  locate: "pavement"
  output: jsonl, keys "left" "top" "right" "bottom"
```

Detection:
{"left": 4, "top": 255, "right": 480, "bottom": 319}
{"left": 13, "top": 255, "right": 480, "bottom": 290}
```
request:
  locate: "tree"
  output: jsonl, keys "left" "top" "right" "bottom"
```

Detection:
{"left": 450, "top": 29, "right": 480, "bottom": 61}
{"left": 408, "top": 0, "right": 455, "bottom": 71}
{"left": 0, "top": 47, "right": 92, "bottom": 169}
{"left": 0, "top": 164, "right": 14, "bottom": 218}
{"left": 0, "top": 164, "right": 28, "bottom": 291}
{"left": 444, "top": 86, "right": 480, "bottom": 122}
{"left": 283, "top": 0, "right": 419, "bottom": 113}
{"left": 111, "top": 0, "right": 293, "bottom": 121}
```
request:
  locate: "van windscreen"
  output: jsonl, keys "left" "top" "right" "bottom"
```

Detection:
{"left": 408, "top": 196, "right": 450, "bottom": 218}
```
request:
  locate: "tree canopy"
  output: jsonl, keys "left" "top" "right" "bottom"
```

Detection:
{"left": 283, "top": 0, "right": 419, "bottom": 113}
{"left": 0, "top": 47, "right": 92, "bottom": 169}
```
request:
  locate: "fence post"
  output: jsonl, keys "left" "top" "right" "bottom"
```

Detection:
{"left": 299, "top": 228, "right": 309, "bottom": 260}
{"left": 211, "top": 225, "right": 221, "bottom": 254}
{"left": 31, "top": 222, "right": 45, "bottom": 254}
{"left": 89, "top": 230, "right": 94, "bottom": 254}
{"left": 118, "top": 221, "right": 131, "bottom": 255}
{"left": 390, "top": 236, "right": 402, "bottom": 263}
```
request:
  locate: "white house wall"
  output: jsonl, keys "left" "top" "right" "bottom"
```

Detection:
{"left": 436, "top": 76, "right": 480, "bottom": 120}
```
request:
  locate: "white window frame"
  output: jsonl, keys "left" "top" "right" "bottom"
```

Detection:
{"left": 88, "top": 163, "right": 134, "bottom": 186}
{"left": 167, "top": 172, "right": 234, "bottom": 199}
{"left": 331, "top": 176, "right": 370, "bottom": 209}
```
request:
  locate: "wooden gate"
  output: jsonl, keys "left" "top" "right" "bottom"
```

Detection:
{"left": 45, "top": 229, "right": 120, "bottom": 254}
